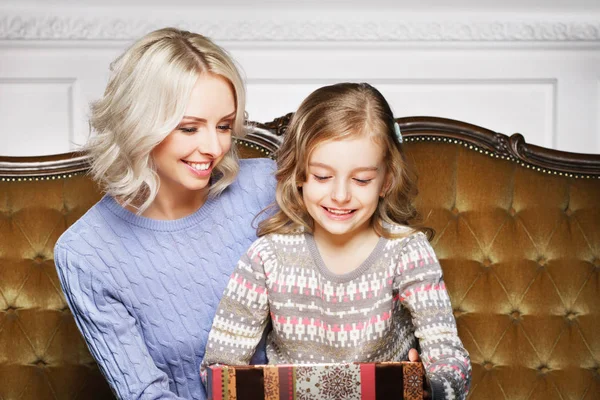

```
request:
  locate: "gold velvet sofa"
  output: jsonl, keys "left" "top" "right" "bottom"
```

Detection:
{"left": 1, "top": 116, "right": 599, "bottom": 400}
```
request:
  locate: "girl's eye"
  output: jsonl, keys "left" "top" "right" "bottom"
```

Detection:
{"left": 178, "top": 127, "right": 197, "bottom": 133}
{"left": 354, "top": 178, "right": 373, "bottom": 185}
{"left": 313, "top": 175, "right": 331, "bottom": 181}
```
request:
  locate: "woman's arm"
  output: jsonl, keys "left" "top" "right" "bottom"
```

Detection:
{"left": 394, "top": 233, "right": 472, "bottom": 400}
{"left": 55, "top": 243, "right": 186, "bottom": 400}
{"left": 200, "top": 237, "right": 272, "bottom": 380}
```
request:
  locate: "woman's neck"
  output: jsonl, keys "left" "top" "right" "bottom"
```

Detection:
{"left": 125, "top": 187, "right": 210, "bottom": 221}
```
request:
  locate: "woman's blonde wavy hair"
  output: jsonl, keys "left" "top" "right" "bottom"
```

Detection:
{"left": 258, "top": 82, "right": 425, "bottom": 240}
{"left": 87, "top": 27, "right": 246, "bottom": 213}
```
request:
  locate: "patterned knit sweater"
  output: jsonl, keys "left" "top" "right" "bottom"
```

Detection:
{"left": 54, "top": 158, "right": 276, "bottom": 400}
{"left": 202, "top": 228, "right": 471, "bottom": 400}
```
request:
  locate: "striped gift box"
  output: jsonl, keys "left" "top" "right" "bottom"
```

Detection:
{"left": 207, "top": 362, "right": 424, "bottom": 400}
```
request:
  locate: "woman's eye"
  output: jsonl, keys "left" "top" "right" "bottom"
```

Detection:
{"left": 179, "top": 127, "right": 197, "bottom": 133}
{"left": 313, "top": 175, "right": 331, "bottom": 181}
{"left": 217, "top": 124, "right": 233, "bottom": 131}
{"left": 354, "top": 178, "right": 373, "bottom": 185}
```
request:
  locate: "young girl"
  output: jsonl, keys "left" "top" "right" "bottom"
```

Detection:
{"left": 201, "top": 83, "right": 471, "bottom": 399}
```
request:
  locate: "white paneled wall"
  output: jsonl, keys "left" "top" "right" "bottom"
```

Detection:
{"left": 0, "top": 78, "right": 76, "bottom": 154}
{"left": 219, "top": 43, "right": 599, "bottom": 153}
{"left": 1, "top": 2, "right": 599, "bottom": 156}
{"left": 246, "top": 78, "right": 555, "bottom": 148}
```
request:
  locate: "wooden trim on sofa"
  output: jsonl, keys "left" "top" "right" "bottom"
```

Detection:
{"left": 399, "top": 117, "right": 600, "bottom": 177}
{"left": 253, "top": 113, "right": 600, "bottom": 178}
{"left": 0, "top": 151, "right": 91, "bottom": 179}
{"left": 1, "top": 116, "right": 599, "bottom": 179}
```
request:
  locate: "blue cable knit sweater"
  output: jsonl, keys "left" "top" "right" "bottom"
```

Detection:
{"left": 54, "top": 158, "right": 276, "bottom": 400}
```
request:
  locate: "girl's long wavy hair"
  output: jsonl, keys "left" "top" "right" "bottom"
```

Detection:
{"left": 258, "top": 82, "right": 429, "bottom": 239}
{"left": 87, "top": 27, "right": 246, "bottom": 213}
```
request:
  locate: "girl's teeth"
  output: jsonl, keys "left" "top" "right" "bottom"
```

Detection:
{"left": 327, "top": 208, "right": 352, "bottom": 215}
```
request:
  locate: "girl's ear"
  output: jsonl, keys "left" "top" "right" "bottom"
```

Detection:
{"left": 380, "top": 172, "right": 392, "bottom": 197}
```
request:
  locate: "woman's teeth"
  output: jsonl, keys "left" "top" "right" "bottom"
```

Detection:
{"left": 185, "top": 161, "right": 210, "bottom": 171}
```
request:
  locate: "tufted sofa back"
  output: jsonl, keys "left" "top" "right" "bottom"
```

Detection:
{"left": 400, "top": 118, "right": 600, "bottom": 399}
{"left": 1, "top": 116, "right": 599, "bottom": 399}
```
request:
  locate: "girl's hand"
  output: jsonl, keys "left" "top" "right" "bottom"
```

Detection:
{"left": 407, "top": 348, "right": 432, "bottom": 399}
{"left": 408, "top": 348, "right": 420, "bottom": 362}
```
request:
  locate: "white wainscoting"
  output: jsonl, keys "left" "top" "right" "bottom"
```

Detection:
{"left": 0, "top": 3, "right": 599, "bottom": 156}
{"left": 246, "top": 79, "right": 556, "bottom": 149}
{"left": 0, "top": 78, "right": 78, "bottom": 155}
{"left": 235, "top": 43, "right": 598, "bottom": 153}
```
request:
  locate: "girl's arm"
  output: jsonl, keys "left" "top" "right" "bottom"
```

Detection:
{"left": 54, "top": 244, "right": 186, "bottom": 400}
{"left": 394, "top": 233, "right": 472, "bottom": 400}
{"left": 200, "top": 237, "right": 272, "bottom": 380}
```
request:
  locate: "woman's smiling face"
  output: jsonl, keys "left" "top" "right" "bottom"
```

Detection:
{"left": 151, "top": 73, "right": 235, "bottom": 200}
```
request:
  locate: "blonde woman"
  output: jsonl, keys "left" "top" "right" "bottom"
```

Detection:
{"left": 54, "top": 28, "right": 275, "bottom": 399}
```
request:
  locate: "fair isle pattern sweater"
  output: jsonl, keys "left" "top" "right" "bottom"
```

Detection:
{"left": 54, "top": 158, "right": 276, "bottom": 400}
{"left": 203, "top": 229, "right": 471, "bottom": 400}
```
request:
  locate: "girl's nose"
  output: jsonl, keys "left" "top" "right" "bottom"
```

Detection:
{"left": 331, "top": 180, "right": 351, "bottom": 203}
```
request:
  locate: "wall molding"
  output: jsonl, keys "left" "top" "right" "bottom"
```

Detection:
{"left": 1, "top": 13, "right": 599, "bottom": 42}
{"left": 0, "top": 77, "right": 77, "bottom": 156}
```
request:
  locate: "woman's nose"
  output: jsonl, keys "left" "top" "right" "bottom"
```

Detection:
{"left": 198, "top": 128, "right": 223, "bottom": 158}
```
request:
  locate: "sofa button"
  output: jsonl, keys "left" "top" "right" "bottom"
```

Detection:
{"left": 451, "top": 207, "right": 459, "bottom": 216}
{"left": 483, "top": 361, "right": 494, "bottom": 371}
{"left": 565, "top": 311, "right": 578, "bottom": 321}
{"left": 538, "top": 365, "right": 550, "bottom": 374}
{"left": 537, "top": 257, "right": 547, "bottom": 267}
{"left": 509, "top": 207, "right": 516, "bottom": 217}
{"left": 510, "top": 310, "right": 521, "bottom": 321}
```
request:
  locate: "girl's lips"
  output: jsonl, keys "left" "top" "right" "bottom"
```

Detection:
{"left": 321, "top": 206, "right": 356, "bottom": 221}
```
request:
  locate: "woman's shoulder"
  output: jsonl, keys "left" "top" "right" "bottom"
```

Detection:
{"left": 54, "top": 196, "right": 122, "bottom": 258}
{"left": 229, "top": 158, "right": 277, "bottom": 205}
{"left": 54, "top": 204, "right": 106, "bottom": 278}
{"left": 238, "top": 158, "right": 276, "bottom": 183}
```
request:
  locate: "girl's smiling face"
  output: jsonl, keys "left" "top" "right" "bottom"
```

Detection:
{"left": 301, "top": 134, "right": 389, "bottom": 243}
